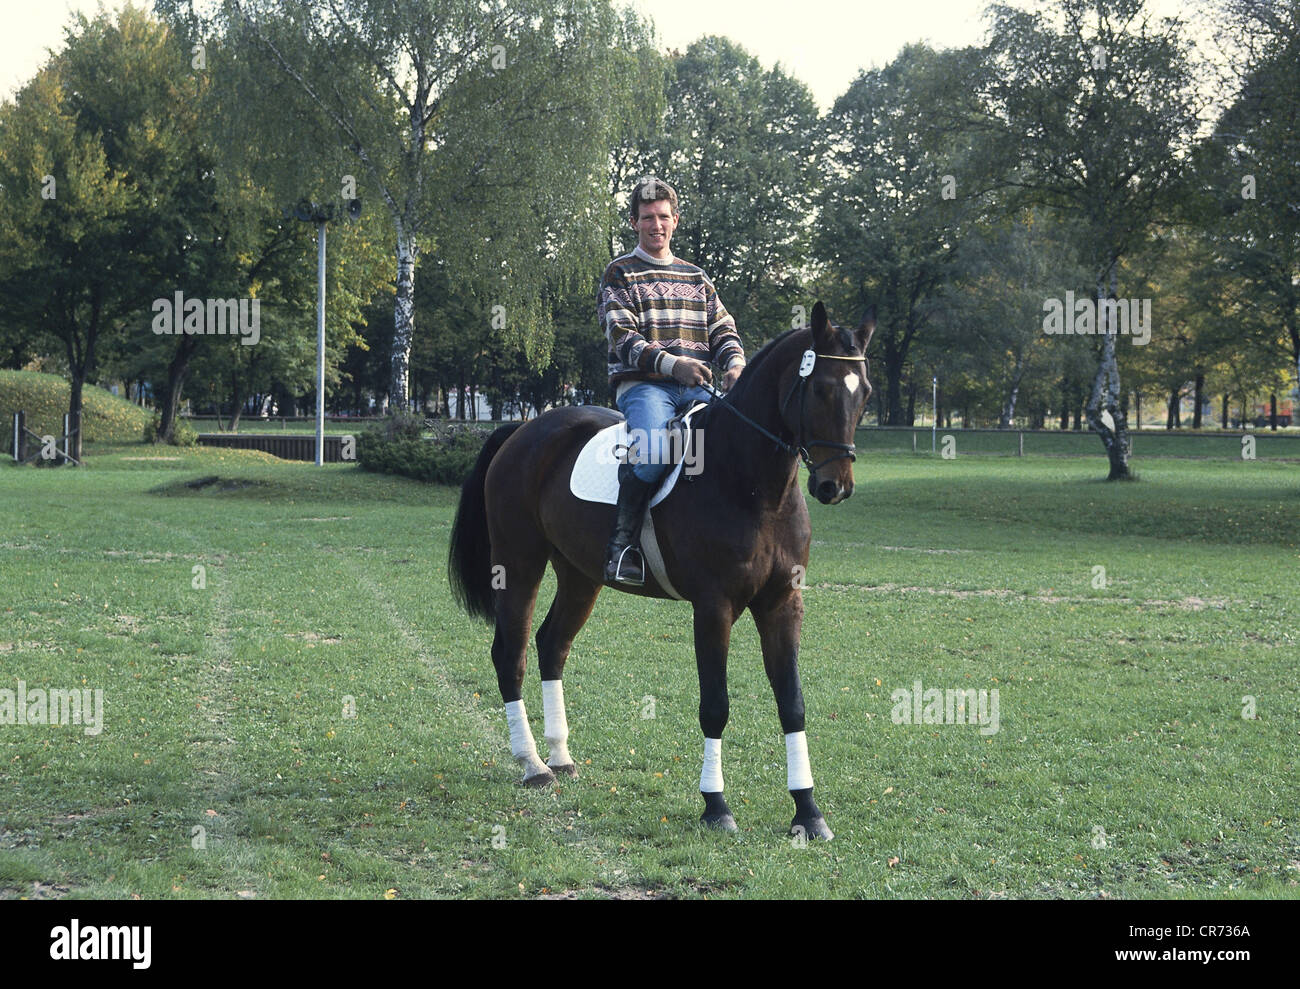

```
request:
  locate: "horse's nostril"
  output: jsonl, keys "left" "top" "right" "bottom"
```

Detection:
{"left": 817, "top": 480, "right": 837, "bottom": 501}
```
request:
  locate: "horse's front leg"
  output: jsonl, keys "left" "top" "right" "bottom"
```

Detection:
{"left": 752, "top": 588, "right": 833, "bottom": 840}
{"left": 694, "top": 599, "right": 737, "bottom": 832}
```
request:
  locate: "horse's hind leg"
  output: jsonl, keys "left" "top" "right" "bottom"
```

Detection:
{"left": 491, "top": 549, "right": 552, "bottom": 786}
{"left": 535, "top": 555, "right": 601, "bottom": 777}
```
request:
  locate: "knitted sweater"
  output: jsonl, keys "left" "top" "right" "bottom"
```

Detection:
{"left": 598, "top": 245, "right": 744, "bottom": 392}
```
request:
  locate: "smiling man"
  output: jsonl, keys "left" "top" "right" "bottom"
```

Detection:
{"left": 597, "top": 177, "right": 745, "bottom": 586}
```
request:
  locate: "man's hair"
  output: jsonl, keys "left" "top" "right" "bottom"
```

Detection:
{"left": 629, "top": 176, "right": 678, "bottom": 222}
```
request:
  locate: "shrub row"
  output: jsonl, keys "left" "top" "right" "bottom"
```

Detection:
{"left": 356, "top": 413, "right": 493, "bottom": 484}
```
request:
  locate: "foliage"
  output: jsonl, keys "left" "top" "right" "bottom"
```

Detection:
{"left": 355, "top": 415, "right": 490, "bottom": 484}
{"left": 144, "top": 411, "right": 198, "bottom": 447}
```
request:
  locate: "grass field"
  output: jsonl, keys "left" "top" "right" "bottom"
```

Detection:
{"left": 0, "top": 441, "right": 1296, "bottom": 899}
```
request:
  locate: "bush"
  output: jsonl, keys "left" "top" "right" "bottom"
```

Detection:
{"left": 143, "top": 414, "right": 199, "bottom": 446}
{"left": 356, "top": 416, "right": 491, "bottom": 484}
{"left": 172, "top": 418, "right": 199, "bottom": 447}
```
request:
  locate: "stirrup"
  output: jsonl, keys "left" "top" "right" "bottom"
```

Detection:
{"left": 608, "top": 544, "right": 646, "bottom": 586}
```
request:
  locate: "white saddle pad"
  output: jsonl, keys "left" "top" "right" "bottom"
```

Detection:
{"left": 569, "top": 403, "right": 706, "bottom": 507}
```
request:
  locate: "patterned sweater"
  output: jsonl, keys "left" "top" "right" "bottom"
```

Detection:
{"left": 598, "top": 245, "right": 744, "bottom": 394}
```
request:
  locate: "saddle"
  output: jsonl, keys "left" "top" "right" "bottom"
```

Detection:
{"left": 569, "top": 402, "right": 707, "bottom": 508}
{"left": 569, "top": 403, "right": 706, "bottom": 601}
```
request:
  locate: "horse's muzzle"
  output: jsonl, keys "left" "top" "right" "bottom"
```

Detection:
{"left": 811, "top": 475, "right": 852, "bottom": 505}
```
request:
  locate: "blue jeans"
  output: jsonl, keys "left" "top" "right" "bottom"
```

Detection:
{"left": 616, "top": 380, "right": 712, "bottom": 483}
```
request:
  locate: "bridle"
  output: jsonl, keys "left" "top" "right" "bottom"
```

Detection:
{"left": 701, "top": 347, "right": 868, "bottom": 474}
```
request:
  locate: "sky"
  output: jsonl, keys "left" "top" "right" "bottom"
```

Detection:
{"left": 3, "top": 0, "right": 1216, "bottom": 108}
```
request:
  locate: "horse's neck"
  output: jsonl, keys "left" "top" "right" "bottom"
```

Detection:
{"left": 705, "top": 336, "right": 802, "bottom": 507}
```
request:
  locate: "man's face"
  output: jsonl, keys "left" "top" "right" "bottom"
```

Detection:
{"left": 632, "top": 198, "right": 678, "bottom": 258}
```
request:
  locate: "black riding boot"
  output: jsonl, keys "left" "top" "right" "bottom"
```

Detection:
{"left": 604, "top": 466, "right": 654, "bottom": 586}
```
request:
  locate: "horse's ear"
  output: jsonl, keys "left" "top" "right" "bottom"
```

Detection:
{"left": 857, "top": 305, "right": 876, "bottom": 350}
{"left": 811, "top": 301, "right": 830, "bottom": 348}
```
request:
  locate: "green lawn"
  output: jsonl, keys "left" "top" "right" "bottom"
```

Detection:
{"left": 0, "top": 443, "right": 1296, "bottom": 899}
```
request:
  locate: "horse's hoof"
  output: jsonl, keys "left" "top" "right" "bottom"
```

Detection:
{"left": 701, "top": 812, "right": 738, "bottom": 833}
{"left": 522, "top": 770, "right": 556, "bottom": 787}
{"left": 791, "top": 815, "right": 834, "bottom": 841}
{"left": 548, "top": 763, "right": 578, "bottom": 777}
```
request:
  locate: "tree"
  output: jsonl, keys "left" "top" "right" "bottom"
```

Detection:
{"left": 1196, "top": 0, "right": 1300, "bottom": 397}
{"left": 815, "top": 43, "right": 991, "bottom": 424}
{"left": 0, "top": 6, "right": 200, "bottom": 461}
{"left": 204, "top": 0, "right": 660, "bottom": 410}
{"left": 925, "top": 208, "right": 1091, "bottom": 427}
{"left": 985, "top": 0, "right": 1203, "bottom": 478}
{"left": 630, "top": 37, "right": 822, "bottom": 336}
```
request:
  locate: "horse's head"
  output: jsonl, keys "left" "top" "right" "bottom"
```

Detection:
{"left": 780, "top": 301, "right": 875, "bottom": 505}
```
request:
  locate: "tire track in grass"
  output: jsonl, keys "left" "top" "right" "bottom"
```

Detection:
{"left": 108, "top": 503, "right": 254, "bottom": 894}
{"left": 352, "top": 567, "right": 630, "bottom": 895}
{"left": 184, "top": 560, "right": 253, "bottom": 894}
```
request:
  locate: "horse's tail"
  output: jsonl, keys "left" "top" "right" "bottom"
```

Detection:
{"left": 448, "top": 423, "right": 524, "bottom": 624}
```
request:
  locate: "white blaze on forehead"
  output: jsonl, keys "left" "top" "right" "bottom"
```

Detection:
{"left": 843, "top": 372, "right": 861, "bottom": 395}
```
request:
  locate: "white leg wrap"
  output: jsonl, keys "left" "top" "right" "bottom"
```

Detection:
{"left": 700, "top": 737, "right": 724, "bottom": 793}
{"left": 541, "top": 680, "right": 572, "bottom": 767}
{"left": 786, "top": 731, "right": 814, "bottom": 791}
{"left": 505, "top": 699, "right": 549, "bottom": 778}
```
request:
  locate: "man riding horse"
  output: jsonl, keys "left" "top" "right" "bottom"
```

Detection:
{"left": 598, "top": 177, "right": 746, "bottom": 586}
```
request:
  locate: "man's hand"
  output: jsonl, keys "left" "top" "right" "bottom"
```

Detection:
{"left": 670, "top": 356, "right": 713, "bottom": 387}
{"left": 719, "top": 363, "right": 744, "bottom": 392}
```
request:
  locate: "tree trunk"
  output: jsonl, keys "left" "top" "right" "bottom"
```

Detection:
{"left": 390, "top": 225, "right": 418, "bottom": 410}
{"left": 1166, "top": 388, "right": 1179, "bottom": 429}
{"left": 883, "top": 350, "right": 905, "bottom": 426}
{"left": 67, "top": 375, "right": 84, "bottom": 464}
{"left": 905, "top": 377, "right": 917, "bottom": 427}
{"left": 1270, "top": 393, "right": 1278, "bottom": 430}
{"left": 1221, "top": 393, "right": 1229, "bottom": 429}
{"left": 1084, "top": 265, "right": 1131, "bottom": 480}
{"left": 1192, "top": 374, "right": 1204, "bottom": 428}
{"left": 1134, "top": 389, "right": 1142, "bottom": 430}
{"left": 159, "top": 336, "right": 199, "bottom": 444}
{"left": 1001, "top": 356, "right": 1024, "bottom": 428}
{"left": 229, "top": 370, "right": 245, "bottom": 433}
{"left": 61, "top": 292, "right": 101, "bottom": 463}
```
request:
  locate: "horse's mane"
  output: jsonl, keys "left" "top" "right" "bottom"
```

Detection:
{"left": 694, "top": 327, "right": 807, "bottom": 431}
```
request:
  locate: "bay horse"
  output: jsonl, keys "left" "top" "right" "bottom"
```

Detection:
{"left": 448, "top": 301, "right": 875, "bottom": 839}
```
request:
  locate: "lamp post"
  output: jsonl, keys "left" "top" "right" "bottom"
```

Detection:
{"left": 287, "top": 198, "right": 362, "bottom": 465}
{"left": 932, "top": 376, "right": 937, "bottom": 453}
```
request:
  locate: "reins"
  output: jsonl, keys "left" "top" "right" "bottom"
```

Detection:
{"left": 699, "top": 348, "right": 866, "bottom": 473}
